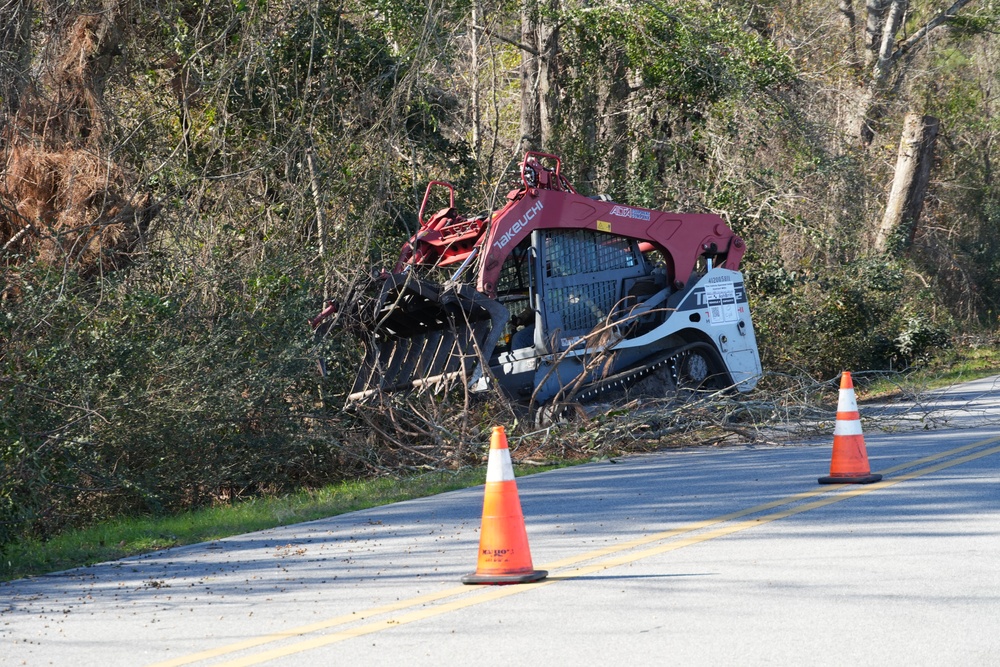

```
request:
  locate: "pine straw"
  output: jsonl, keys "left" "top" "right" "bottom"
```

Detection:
{"left": 2, "top": 141, "right": 156, "bottom": 273}
{"left": 0, "top": 5, "right": 157, "bottom": 276}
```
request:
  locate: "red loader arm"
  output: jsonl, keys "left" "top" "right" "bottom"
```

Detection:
{"left": 392, "top": 152, "right": 746, "bottom": 298}
{"left": 476, "top": 153, "right": 745, "bottom": 297}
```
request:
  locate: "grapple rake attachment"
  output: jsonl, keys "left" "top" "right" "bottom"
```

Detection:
{"left": 347, "top": 272, "right": 509, "bottom": 403}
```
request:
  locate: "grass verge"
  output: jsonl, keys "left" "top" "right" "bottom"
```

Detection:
{"left": 858, "top": 344, "right": 1000, "bottom": 399}
{"left": 0, "top": 467, "right": 513, "bottom": 583}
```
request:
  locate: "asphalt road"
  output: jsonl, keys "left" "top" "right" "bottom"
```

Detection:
{"left": 3, "top": 376, "right": 1000, "bottom": 666}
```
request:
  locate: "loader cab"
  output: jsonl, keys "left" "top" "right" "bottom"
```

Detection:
{"left": 489, "top": 227, "right": 669, "bottom": 398}
{"left": 535, "top": 228, "right": 656, "bottom": 350}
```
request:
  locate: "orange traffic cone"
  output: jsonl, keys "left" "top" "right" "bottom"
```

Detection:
{"left": 818, "top": 371, "right": 883, "bottom": 484}
{"left": 462, "top": 426, "right": 547, "bottom": 585}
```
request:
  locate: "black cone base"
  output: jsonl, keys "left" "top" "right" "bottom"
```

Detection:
{"left": 818, "top": 473, "right": 883, "bottom": 485}
{"left": 461, "top": 569, "right": 548, "bottom": 585}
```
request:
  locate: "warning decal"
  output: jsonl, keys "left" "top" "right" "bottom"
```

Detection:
{"left": 704, "top": 281, "right": 739, "bottom": 325}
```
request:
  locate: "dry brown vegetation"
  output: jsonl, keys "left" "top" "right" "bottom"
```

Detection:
{"left": 2, "top": 4, "right": 157, "bottom": 277}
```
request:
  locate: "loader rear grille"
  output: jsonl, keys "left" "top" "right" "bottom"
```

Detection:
{"left": 548, "top": 280, "right": 618, "bottom": 332}
{"left": 545, "top": 229, "right": 637, "bottom": 278}
{"left": 540, "top": 229, "right": 645, "bottom": 341}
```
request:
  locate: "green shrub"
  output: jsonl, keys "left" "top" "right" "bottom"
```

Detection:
{"left": 0, "top": 260, "right": 347, "bottom": 550}
{"left": 752, "top": 260, "right": 951, "bottom": 379}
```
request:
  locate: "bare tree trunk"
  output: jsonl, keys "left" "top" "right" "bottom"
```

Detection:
{"left": 855, "top": 0, "right": 907, "bottom": 143}
{"left": 519, "top": 0, "right": 541, "bottom": 152}
{"left": 872, "top": 0, "right": 907, "bottom": 88}
{"left": 854, "top": 0, "right": 975, "bottom": 145}
{"left": 839, "top": 0, "right": 858, "bottom": 65}
{"left": 470, "top": 0, "right": 482, "bottom": 158}
{"left": 874, "top": 113, "right": 940, "bottom": 253}
{"left": 864, "top": 0, "right": 891, "bottom": 67}
{"left": 538, "top": 0, "right": 560, "bottom": 150}
{"left": 597, "top": 45, "right": 629, "bottom": 192}
{"left": 305, "top": 143, "right": 329, "bottom": 300}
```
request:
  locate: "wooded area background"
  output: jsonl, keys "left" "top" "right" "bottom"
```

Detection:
{"left": 2, "top": 0, "right": 998, "bottom": 547}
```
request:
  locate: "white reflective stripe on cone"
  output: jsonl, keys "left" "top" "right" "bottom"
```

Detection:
{"left": 486, "top": 448, "right": 516, "bottom": 483}
{"left": 838, "top": 387, "right": 859, "bottom": 412}
{"left": 834, "top": 419, "right": 864, "bottom": 436}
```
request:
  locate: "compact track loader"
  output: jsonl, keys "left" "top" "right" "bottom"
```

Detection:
{"left": 312, "top": 152, "right": 762, "bottom": 407}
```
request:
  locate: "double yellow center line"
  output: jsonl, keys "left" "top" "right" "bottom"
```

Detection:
{"left": 150, "top": 435, "right": 1000, "bottom": 667}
